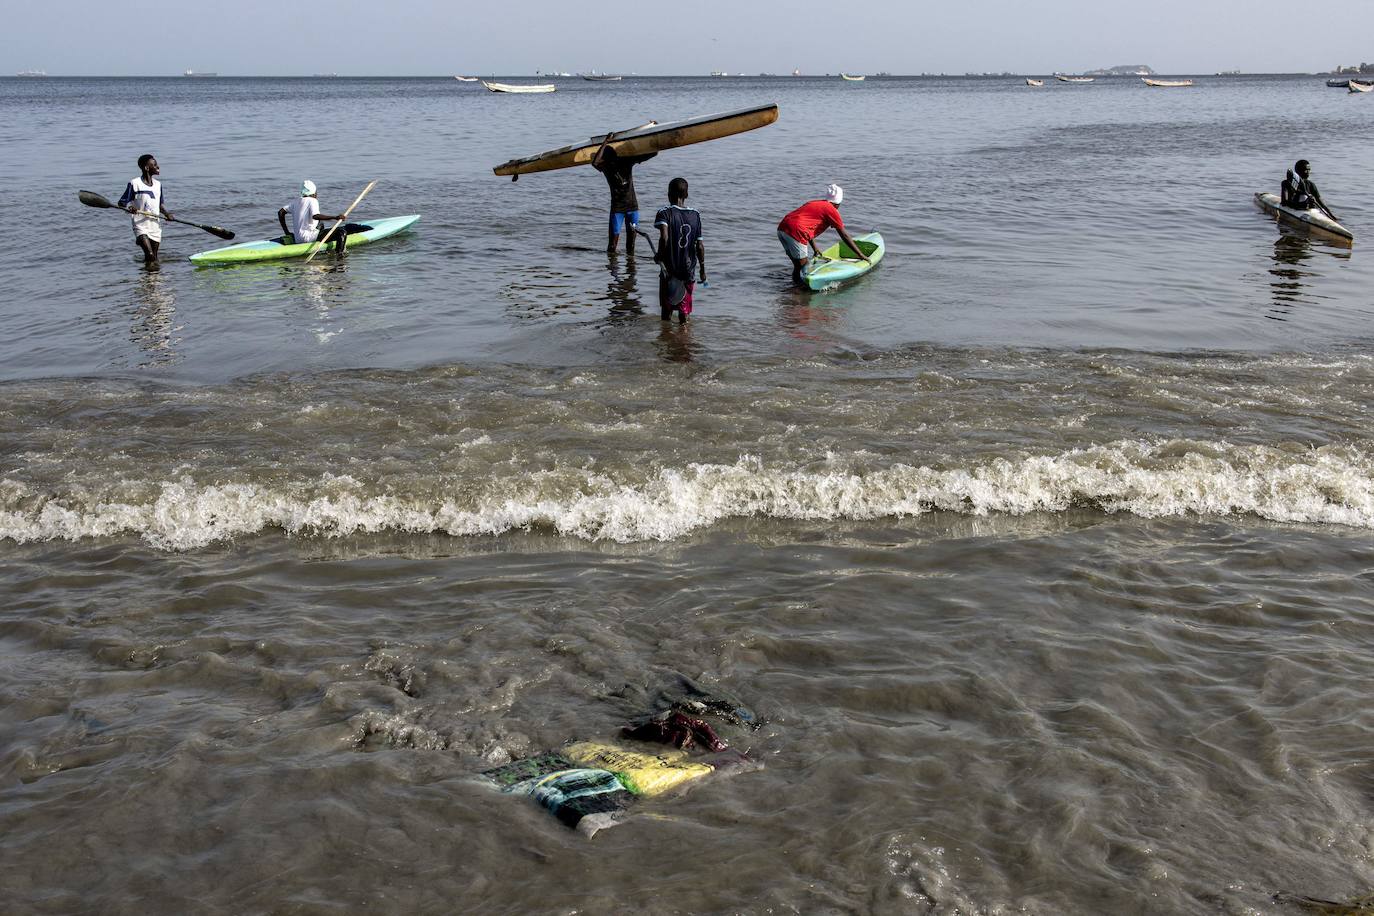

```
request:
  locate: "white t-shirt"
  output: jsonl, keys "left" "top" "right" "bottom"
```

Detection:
{"left": 286, "top": 196, "right": 321, "bottom": 242}
{"left": 119, "top": 176, "right": 162, "bottom": 240}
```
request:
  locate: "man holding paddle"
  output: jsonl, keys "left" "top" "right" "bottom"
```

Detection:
{"left": 1281, "top": 160, "right": 1340, "bottom": 223}
{"left": 116, "top": 154, "right": 172, "bottom": 266}
{"left": 278, "top": 180, "right": 367, "bottom": 254}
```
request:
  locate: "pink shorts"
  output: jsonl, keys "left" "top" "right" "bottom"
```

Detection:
{"left": 660, "top": 276, "right": 694, "bottom": 316}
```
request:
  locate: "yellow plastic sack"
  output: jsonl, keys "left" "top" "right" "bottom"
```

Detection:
{"left": 563, "top": 741, "right": 713, "bottom": 797}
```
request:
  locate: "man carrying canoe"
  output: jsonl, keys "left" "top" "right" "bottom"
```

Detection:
{"left": 277, "top": 180, "right": 366, "bottom": 253}
{"left": 592, "top": 142, "right": 656, "bottom": 255}
{"left": 117, "top": 154, "right": 172, "bottom": 266}
{"left": 777, "top": 185, "right": 869, "bottom": 287}
{"left": 1281, "top": 160, "right": 1339, "bottom": 222}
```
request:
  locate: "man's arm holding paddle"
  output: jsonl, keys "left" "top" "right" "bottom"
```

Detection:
{"left": 1309, "top": 183, "right": 1339, "bottom": 222}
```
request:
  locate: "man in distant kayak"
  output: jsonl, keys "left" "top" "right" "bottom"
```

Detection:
{"left": 1281, "top": 160, "right": 1339, "bottom": 222}
{"left": 777, "top": 185, "right": 870, "bottom": 287}
{"left": 653, "top": 177, "right": 707, "bottom": 324}
{"left": 592, "top": 141, "right": 656, "bottom": 255}
{"left": 277, "top": 180, "right": 366, "bottom": 253}
{"left": 117, "top": 154, "right": 172, "bottom": 266}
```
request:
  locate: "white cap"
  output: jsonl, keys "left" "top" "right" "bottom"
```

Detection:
{"left": 301, "top": 180, "right": 316, "bottom": 197}
{"left": 826, "top": 184, "right": 843, "bottom": 204}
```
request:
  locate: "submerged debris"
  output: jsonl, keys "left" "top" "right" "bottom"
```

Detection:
{"left": 1274, "top": 892, "right": 1374, "bottom": 915}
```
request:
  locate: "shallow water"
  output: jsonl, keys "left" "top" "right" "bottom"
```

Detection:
{"left": 3, "top": 75, "right": 1374, "bottom": 914}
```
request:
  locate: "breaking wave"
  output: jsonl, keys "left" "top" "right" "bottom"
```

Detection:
{"left": 2, "top": 439, "right": 1372, "bottom": 550}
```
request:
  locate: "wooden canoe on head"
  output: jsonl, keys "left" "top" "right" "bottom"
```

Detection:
{"left": 493, "top": 103, "right": 779, "bottom": 177}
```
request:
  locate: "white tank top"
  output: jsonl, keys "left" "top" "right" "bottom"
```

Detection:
{"left": 121, "top": 176, "right": 162, "bottom": 235}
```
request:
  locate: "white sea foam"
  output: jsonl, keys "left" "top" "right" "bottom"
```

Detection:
{"left": 1, "top": 440, "right": 1372, "bottom": 550}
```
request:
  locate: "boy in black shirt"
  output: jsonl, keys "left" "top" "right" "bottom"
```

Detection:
{"left": 1281, "top": 159, "right": 1339, "bottom": 222}
{"left": 653, "top": 177, "right": 706, "bottom": 323}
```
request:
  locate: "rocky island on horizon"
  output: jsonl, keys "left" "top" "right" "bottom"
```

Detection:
{"left": 1084, "top": 64, "right": 1155, "bottom": 76}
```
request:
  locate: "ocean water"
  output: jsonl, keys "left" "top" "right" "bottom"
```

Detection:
{"left": 3, "top": 74, "right": 1374, "bottom": 914}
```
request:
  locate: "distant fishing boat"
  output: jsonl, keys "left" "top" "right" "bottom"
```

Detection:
{"left": 1056, "top": 75, "right": 1094, "bottom": 83}
{"left": 581, "top": 71, "right": 622, "bottom": 81}
{"left": 1025, "top": 78, "right": 1044, "bottom": 87}
{"left": 1350, "top": 81, "right": 1373, "bottom": 93}
{"left": 455, "top": 76, "right": 478, "bottom": 82}
{"left": 183, "top": 70, "right": 217, "bottom": 77}
{"left": 1327, "top": 78, "right": 1351, "bottom": 88}
{"left": 1143, "top": 78, "right": 1194, "bottom": 87}
{"left": 840, "top": 73, "right": 865, "bottom": 81}
{"left": 481, "top": 80, "right": 556, "bottom": 94}
{"left": 16, "top": 69, "right": 46, "bottom": 77}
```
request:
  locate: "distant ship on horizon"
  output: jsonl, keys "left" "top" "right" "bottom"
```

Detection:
{"left": 17, "top": 69, "right": 47, "bottom": 77}
{"left": 183, "top": 70, "right": 218, "bottom": 77}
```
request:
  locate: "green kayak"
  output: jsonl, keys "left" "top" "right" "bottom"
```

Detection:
{"left": 189, "top": 215, "right": 420, "bottom": 265}
{"left": 803, "top": 231, "right": 884, "bottom": 290}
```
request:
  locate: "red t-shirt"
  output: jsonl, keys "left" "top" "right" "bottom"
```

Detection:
{"left": 777, "top": 200, "right": 844, "bottom": 244}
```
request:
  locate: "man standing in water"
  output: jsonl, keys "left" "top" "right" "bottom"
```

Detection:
{"left": 777, "top": 185, "right": 869, "bottom": 287}
{"left": 1281, "top": 160, "right": 1339, "bottom": 222}
{"left": 277, "top": 180, "right": 364, "bottom": 253}
{"left": 117, "top": 154, "right": 172, "bottom": 267}
{"left": 592, "top": 140, "right": 656, "bottom": 255}
{"left": 653, "top": 177, "right": 706, "bottom": 324}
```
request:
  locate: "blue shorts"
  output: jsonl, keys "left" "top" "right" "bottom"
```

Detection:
{"left": 610, "top": 210, "right": 639, "bottom": 234}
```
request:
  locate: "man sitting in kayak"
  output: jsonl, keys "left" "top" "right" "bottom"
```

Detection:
{"left": 1281, "top": 160, "right": 1339, "bottom": 222}
{"left": 277, "top": 180, "right": 367, "bottom": 253}
{"left": 592, "top": 142, "right": 656, "bottom": 256}
{"left": 777, "top": 185, "right": 870, "bottom": 287}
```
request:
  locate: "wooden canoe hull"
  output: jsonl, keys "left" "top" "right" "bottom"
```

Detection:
{"left": 493, "top": 103, "right": 779, "bottom": 177}
{"left": 1255, "top": 192, "right": 1353, "bottom": 244}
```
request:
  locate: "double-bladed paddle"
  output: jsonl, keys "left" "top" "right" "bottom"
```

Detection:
{"left": 77, "top": 190, "right": 235, "bottom": 240}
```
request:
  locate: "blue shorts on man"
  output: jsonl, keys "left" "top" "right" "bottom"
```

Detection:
{"left": 610, "top": 210, "right": 639, "bottom": 234}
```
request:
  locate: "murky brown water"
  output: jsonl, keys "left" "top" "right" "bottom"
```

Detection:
{"left": 4, "top": 76, "right": 1374, "bottom": 914}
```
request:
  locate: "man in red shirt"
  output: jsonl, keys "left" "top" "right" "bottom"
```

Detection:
{"left": 777, "top": 184, "right": 870, "bottom": 287}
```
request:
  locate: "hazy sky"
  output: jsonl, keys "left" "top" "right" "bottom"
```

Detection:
{"left": 4, "top": 0, "right": 1370, "bottom": 76}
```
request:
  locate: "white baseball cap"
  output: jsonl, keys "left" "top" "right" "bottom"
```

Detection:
{"left": 826, "top": 184, "right": 843, "bottom": 204}
{"left": 301, "top": 180, "right": 317, "bottom": 196}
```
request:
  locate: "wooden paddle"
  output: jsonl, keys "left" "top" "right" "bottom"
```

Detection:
{"left": 304, "top": 180, "right": 377, "bottom": 262}
{"left": 77, "top": 190, "right": 235, "bottom": 239}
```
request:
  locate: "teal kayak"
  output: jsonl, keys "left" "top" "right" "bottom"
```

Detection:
{"left": 803, "top": 231, "right": 884, "bottom": 290}
{"left": 189, "top": 215, "right": 420, "bottom": 265}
